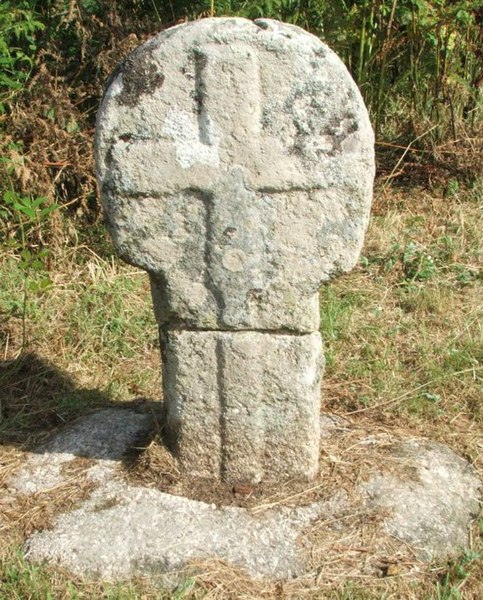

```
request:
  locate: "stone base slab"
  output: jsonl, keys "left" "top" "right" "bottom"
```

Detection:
{"left": 6, "top": 408, "right": 480, "bottom": 583}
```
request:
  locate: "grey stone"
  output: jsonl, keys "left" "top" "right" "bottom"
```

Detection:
{"left": 9, "top": 408, "right": 344, "bottom": 581}
{"left": 362, "top": 438, "right": 481, "bottom": 560}
{"left": 96, "top": 18, "right": 374, "bottom": 332}
{"left": 12, "top": 410, "right": 480, "bottom": 581}
{"left": 96, "top": 17, "right": 374, "bottom": 482}
{"left": 162, "top": 330, "right": 323, "bottom": 483}
{"left": 9, "top": 409, "right": 152, "bottom": 493}
{"left": 25, "top": 479, "right": 346, "bottom": 580}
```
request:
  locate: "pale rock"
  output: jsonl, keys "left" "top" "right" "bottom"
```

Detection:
{"left": 162, "top": 330, "right": 323, "bottom": 482}
{"left": 96, "top": 18, "right": 374, "bottom": 481}
{"left": 96, "top": 17, "right": 374, "bottom": 332}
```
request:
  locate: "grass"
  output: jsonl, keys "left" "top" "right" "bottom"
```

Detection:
{"left": 0, "top": 183, "right": 482, "bottom": 598}
{"left": 0, "top": 548, "right": 182, "bottom": 599}
{"left": 1, "top": 250, "right": 160, "bottom": 397}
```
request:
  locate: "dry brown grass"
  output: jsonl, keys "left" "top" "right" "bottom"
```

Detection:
{"left": 0, "top": 183, "right": 482, "bottom": 598}
{"left": 125, "top": 417, "right": 421, "bottom": 509}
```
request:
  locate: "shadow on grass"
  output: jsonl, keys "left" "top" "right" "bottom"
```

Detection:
{"left": 0, "top": 352, "right": 162, "bottom": 459}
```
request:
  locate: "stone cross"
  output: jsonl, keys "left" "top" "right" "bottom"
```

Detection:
{"left": 95, "top": 18, "right": 374, "bottom": 484}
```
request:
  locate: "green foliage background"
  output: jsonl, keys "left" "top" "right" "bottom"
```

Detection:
{"left": 0, "top": 0, "right": 481, "bottom": 255}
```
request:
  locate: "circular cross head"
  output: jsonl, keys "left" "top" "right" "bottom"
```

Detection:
{"left": 96, "top": 18, "right": 375, "bottom": 332}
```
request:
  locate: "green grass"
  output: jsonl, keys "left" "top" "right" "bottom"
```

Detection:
{"left": 0, "top": 253, "right": 160, "bottom": 397}
{"left": 0, "top": 548, "right": 185, "bottom": 599}
{"left": 320, "top": 187, "right": 482, "bottom": 434}
{"left": 1, "top": 184, "right": 482, "bottom": 599}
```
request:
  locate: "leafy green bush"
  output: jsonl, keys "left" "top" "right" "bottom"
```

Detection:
{"left": 0, "top": 0, "right": 481, "bottom": 250}
{"left": 0, "top": 1, "right": 44, "bottom": 112}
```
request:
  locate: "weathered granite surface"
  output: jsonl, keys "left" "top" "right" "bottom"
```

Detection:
{"left": 96, "top": 18, "right": 375, "bottom": 482}
{"left": 96, "top": 17, "right": 374, "bottom": 332}
{"left": 162, "top": 330, "right": 323, "bottom": 482}
{"left": 363, "top": 438, "right": 481, "bottom": 560}
{"left": 25, "top": 479, "right": 345, "bottom": 580}
{"left": 9, "top": 409, "right": 152, "bottom": 494}
{"left": 11, "top": 409, "right": 480, "bottom": 582}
